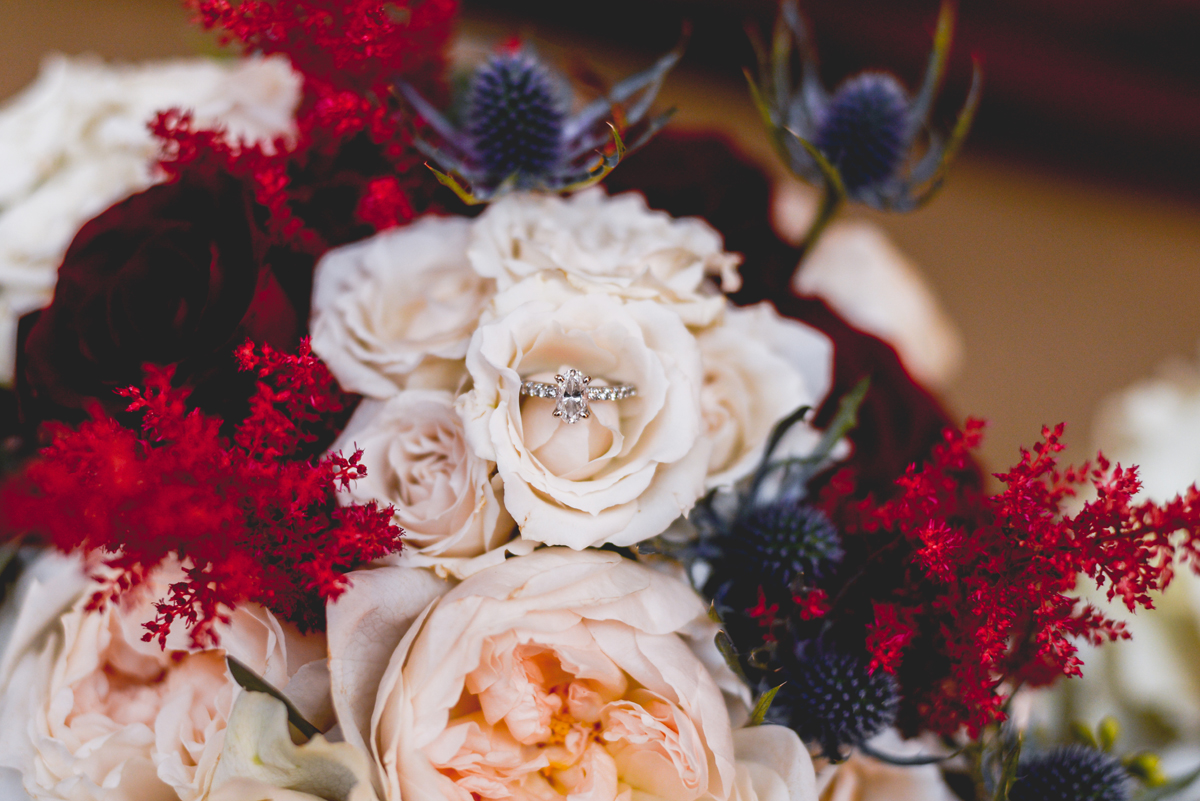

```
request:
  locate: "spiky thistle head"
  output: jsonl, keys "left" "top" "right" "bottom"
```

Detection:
{"left": 772, "top": 643, "right": 899, "bottom": 760}
{"left": 1009, "top": 745, "right": 1130, "bottom": 801}
{"left": 813, "top": 72, "right": 910, "bottom": 194}
{"left": 399, "top": 38, "right": 682, "bottom": 205}
{"left": 465, "top": 52, "right": 567, "bottom": 186}
{"left": 751, "top": 0, "right": 982, "bottom": 213}
{"left": 726, "top": 502, "right": 843, "bottom": 589}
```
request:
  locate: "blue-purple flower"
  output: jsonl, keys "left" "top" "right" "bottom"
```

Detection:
{"left": 398, "top": 43, "right": 682, "bottom": 204}
{"left": 750, "top": 0, "right": 981, "bottom": 212}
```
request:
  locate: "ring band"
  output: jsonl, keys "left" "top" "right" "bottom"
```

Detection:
{"left": 520, "top": 368, "right": 637, "bottom": 424}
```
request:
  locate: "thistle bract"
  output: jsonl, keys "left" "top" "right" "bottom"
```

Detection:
{"left": 1009, "top": 745, "right": 1130, "bottom": 801}
{"left": 399, "top": 41, "right": 682, "bottom": 204}
{"left": 750, "top": 0, "right": 981, "bottom": 211}
{"left": 466, "top": 53, "right": 566, "bottom": 185}
{"left": 771, "top": 643, "right": 899, "bottom": 761}
{"left": 726, "top": 502, "right": 843, "bottom": 589}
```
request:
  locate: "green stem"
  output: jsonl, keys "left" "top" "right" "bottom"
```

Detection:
{"left": 799, "top": 180, "right": 843, "bottom": 256}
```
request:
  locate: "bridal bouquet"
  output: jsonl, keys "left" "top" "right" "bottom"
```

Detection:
{"left": 2, "top": 2, "right": 1200, "bottom": 801}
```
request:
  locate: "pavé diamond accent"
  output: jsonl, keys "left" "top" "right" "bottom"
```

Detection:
{"left": 519, "top": 369, "right": 636, "bottom": 424}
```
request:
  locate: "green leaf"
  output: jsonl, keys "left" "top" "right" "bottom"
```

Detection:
{"left": 912, "top": 58, "right": 982, "bottom": 208}
{"left": 714, "top": 629, "right": 750, "bottom": 685}
{"left": 1126, "top": 752, "right": 1168, "bottom": 789}
{"left": 226, "top": 656, "right": 319, "bottom": 741}
{"left": 907, "top": 0, "right": 956, "bottom": 127}
{"left": 0, "top": 542, "right": 19, "bottom": 577}
{"left": 760, "top": 404, "right": 814, "bottom": 467}
{"left": 818, "top": 377, "right": 870, "bottom": 457}
{"left": 1070, "top": 721, "right": 1100, "bottom": 749}
{"left": 1098, "top": 716, "right": 1120, "bottom": 752}
{"left": 782, "top": 131, "right": 847, "bottom": 251}
{"left": 424, "top": 163, "right": 488, "bottom": 206}
{"left": 562, "top": 123, "right": 629, "bottom": 193}
{"left": 750, "top": 377, "right": 869, "bottom": 501}
{"left": 749, "top": 683, "right": 784, "bottom": 726}
{"left": 744, "top": 68, "right": 790, "bottom": 167}
{"left": 994, "top": 732, "right": 1023, "bottom": 801}
{"left": 1136, "top": 761, "right": 1200, "bottom": 801}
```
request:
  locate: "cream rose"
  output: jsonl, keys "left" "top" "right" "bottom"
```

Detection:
{"left": 329, "top": 390, "right": 515, "bottom": 567}
{"left": 327, "top": 548, "right": 815, "bottom": 801}
{"left": 0, "top": 556, "right": 330, "bottom": 801}
{"left": 792, "top": 221, "right": 962, "bottom": 390}
{"left": 0, "top": 53, "right": 300, "bottom": 385}
{"left": 815, "top": 750, "right": 957, "bottom": 801}
{"left": 697, "top": 303, "right": 833, "bottom": 488}
{"left": 466, "top": 188, "right": 740, "bottom": 327}
{"left": 458, "top": 273, "right": 710, "bottom": 548}
{"left": 311, "top": 216, "right": 496, "bottom": 398}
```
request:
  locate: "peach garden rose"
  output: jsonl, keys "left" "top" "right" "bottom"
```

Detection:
{"left": 328, "top": 389, "right": 518, "bottom": 574}
{"left": 326, "top": 548, "right": 818, "bottom": 801}
{"left": 0, "top": 555, "right": 332, "bottom": 801}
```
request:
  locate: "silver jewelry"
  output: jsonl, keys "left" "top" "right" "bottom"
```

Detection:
{"left": 520, "top": 368, "right": 637, "bottom": 424}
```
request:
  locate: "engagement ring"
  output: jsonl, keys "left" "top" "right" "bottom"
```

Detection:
{"left": 520, "top": 369, "right": 637, "bottom": 424}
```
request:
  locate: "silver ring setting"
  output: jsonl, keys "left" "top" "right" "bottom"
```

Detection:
{"left": 520, "top": 368, "right": 637, "bottom": 424}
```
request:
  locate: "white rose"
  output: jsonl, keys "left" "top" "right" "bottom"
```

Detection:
{"left": 328, "top": 548, "right": 816, "bottom": 801}
{"left": 697, "top": 303, "right": 833, "bottom": 488}
{"left": 208, "top": 692, "right": 379, "bottom": 801}
{"left": 329, "top": 390, "right": 516, "bottom": 569}
{"left": 0, "top": 53, "right": 300, "bottom": 385}
{"left": 792, "top": 221, "right": 962, "bottom": 390}
{"left": 458, "top": 273, "right": 710, "bottom": 548}
{"left": 815, "top": 747, "right": 958, "bottom": 801}
{"left": 0, "top": 555, "right": 329, "bottom": 801}
{"left": 311, "top": 216, "right": 495, "bottom": 397}
{"left": 466, "top": 188, "right": 739, "bottom": 327}
{"left": 1093, "top": 350, "right": 1200, "bottom": 504}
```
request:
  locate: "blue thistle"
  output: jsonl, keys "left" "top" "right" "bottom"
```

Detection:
{"left": 398, "top": 41, "right": 683, "bottom": 204}
{"left": 771, "top": 643, "right": 899, "bottom": 761}
{"left": 1009, "top": 745, "right": 1130, "bottom": 801}
{"left": 813, "top": 73, "right": 910, "bottom": 195}
{"left": 466, "top": 53, "right": 566, "bottom": 185}
{"left": 749, "top": 0, "right": 981, "bottom": 212}
{"left": 726, "top": 502, "right": 843, "bottom": 589}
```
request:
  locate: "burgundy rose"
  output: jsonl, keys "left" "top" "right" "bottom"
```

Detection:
{"left": 18, "top": 167, "right": 302, "bottom": 427}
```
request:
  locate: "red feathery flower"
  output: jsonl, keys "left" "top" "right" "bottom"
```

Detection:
{"left": 0, "top": 341, "right": 401, "bottom": 647}
{"left": 821, "top": 420, "right": 1200, "bottom": 735}
{"left": 154, "top": 0, "right": 459, "bottom": 251}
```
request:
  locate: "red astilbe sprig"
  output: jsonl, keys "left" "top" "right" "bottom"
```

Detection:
{"left": 153, "top": 0, "right": 457, "bottom": 250}
{"left": 184, "top": 0, "right": 457, "bottom": 91}
{"left": 822, "top": 419, "right": 1200, "bottom": 736}
{"left": 0, "top": 341, "right": 401, "bottom": 648}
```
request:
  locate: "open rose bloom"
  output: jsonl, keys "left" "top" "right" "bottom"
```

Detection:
{"left": 328, "top": 548, "right": 817, "bottom": 801}
{"left": 0, "top": 556, "right": 337, "bottom": 801}
{"left": 313, "top": 189, "right": 832, "bottom": 554}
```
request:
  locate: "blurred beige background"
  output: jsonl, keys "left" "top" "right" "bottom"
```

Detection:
{"left": 3, "top": 0, "right": 1199, "bottom": 476}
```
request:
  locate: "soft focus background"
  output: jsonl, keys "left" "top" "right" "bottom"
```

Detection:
{"left": 3, "top": 0, "right": 1199, "bottom": 474}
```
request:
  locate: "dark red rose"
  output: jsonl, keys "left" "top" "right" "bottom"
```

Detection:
{"left": 608, "top": 130, "right": 979, "bottom": 497}
{"left": 18, "top": 167, "right": 302, "bottom": 427}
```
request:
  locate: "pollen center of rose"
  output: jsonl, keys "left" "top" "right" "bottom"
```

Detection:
{"left": 425, "top": 638, "right": 705, "bottom": 801}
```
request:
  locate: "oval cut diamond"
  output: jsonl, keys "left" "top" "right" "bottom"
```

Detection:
{"left": 554, "top": 369, "right": 590, "bottom": 424}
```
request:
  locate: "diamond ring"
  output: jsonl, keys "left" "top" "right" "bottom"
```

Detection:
{"left": 520, "top": 368, "right": 637, "bottom": 424}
